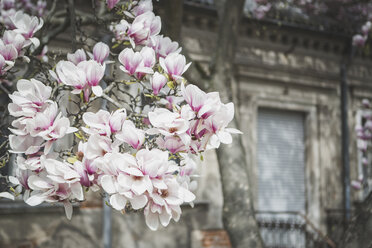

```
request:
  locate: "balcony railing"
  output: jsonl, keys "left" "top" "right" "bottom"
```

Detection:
{"left": 256, "top": 211, "right": 336, "bottom": 248}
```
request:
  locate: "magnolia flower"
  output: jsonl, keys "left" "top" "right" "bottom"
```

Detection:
{"left": 148, "top": 108, "right": 190, "bottom": 145}
{"left": 72, "top": 142, "right": 99, "bottom": 188}
{"left": 2, "top": 30, "right": 27, "bottom": 53}
{"left": 144, "top": 177, "right": 194, "bottom": 230}
{"left": 362, "top": 21, "right": 371, "bottom": 36}
{"left": 353, "top": 34, "right": 367, "bottom": 47}
{"left": 152, "top": 35, "right": 181, "bottom": 58}
{"left": 135, "top": 149, "right": 178, "bottom": 185}
{"left": 110, "top": 20, "right": 129, "bottom": 41}
{"left": 0, "top": 42, "right": 18, "bottom": 63}
{"left": 127, "top": 11, "right": 161, "bottom": 47}
{"left": 55, "top": 60, "right": 87, "bottom": 96}
{"left": 10, "top": 11, "right": 43, "bottom": 46}
{"left": 26, "top": 159, "right": 83, "bottom": 219}
{"left": 93, "top": 42, "right": 110, "bottom": 64}
{"left": 150, "top": 72, "right": 167, "bottom": 95}
{"left": 181, "top": 83, "right": 221, "bottom": 119}
{"left": 116, "top": 120, "right": 145, "bottom": 149}
{"left": 9, "top": 134, "right": 44, "bottom": 155}
{"left": 132, "top": 0, "right": 153, "bottom": 16}
{"left": 26, "top": 102, "right": 77, "bottom": 154}
{"left": 136, "top": 46, "right": 155, "bottom": 78}
{"left": 204, "top": 103, "right": 242, "bottom": 149}
{"left": 97, "top": 152, "right": 149, "bottom": 210}
{"left": 144, "top": 198, "right": 181, "bottom": 231}
{"left": 82, "top": 109, "right": 127, "bottom": 137}
{"left": 85, "top": 134, "right": 119, "bottom": 160}
{"left": 160, "top": 53, "right": 191, "bottom": 80}
{"left": 78, "top": 60, "right": 105, "bottom": 96}
{"left": 1, "top": 0, "right": 15, "bottom": 10}
{"left": 156, "top": 136, "right": 186, "bottom": 154}
{"left": 106, "top": 0, "right": 120, "bottom": 10}
{"left": 8, "top": 78, "right": 52, "bottom": 117}
{"left": 67, "top": 49, "right": 86, "bottom": 65}
{"left": 118, "top": 48, "right": 153, "bottom": 77}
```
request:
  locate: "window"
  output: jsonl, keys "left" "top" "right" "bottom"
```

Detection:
{"left": 256, "top": 108, "right": 306, "bottom": 247}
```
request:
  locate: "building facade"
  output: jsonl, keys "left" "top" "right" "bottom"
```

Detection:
{"left": 1, "top": 1, "right": 372, "bottom": 248}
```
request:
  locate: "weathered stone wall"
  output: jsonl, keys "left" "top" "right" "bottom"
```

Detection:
{"left": 1, "top": 3, "right": 372, "bottom": 248}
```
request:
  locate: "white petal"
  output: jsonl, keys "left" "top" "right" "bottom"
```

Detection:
{"left": 101, "top": 175, "right": 116, "bottom": 194}
{"left": 217, "top": 131, "right": 232, "bottom": 144}
{"left": 110, "top": 194, "right": 127, "bottom": 210}
{"left": 159, "top": 211, "right": 172, "bottom": 227}
{"left": 64, "top": 201, "right": 73, "bottom": 220}
{"left": 225, "top": 128, "right": 243, "bottom": 134}
{"left": 92, "top": 85, "right": 103, "bottom": 96}
{"left": 0, "top": 192, "right": 15, "bottom": 200}
{"left": 130, "top": 195, "right": 148, "bottom": 210}
{"left": 26, "top": 194, "right": 45, "bottom": 206}
{"left": 8, "top": 176, "right": 19, "bottom": 185}
{"left": 145, "top": 211, "right": 159, "bottom": 231}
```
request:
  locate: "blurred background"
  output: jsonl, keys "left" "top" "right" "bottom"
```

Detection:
{"left": 1, "top": 0, "right": 372, "bottom": 247}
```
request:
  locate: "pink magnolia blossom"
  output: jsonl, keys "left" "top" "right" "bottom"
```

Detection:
{"left": 353, "top": 34, "right": 367, "bottom": 47}
{"left": 152, "top": 35, "right": 181, "bottom": 58}
{"left": 0, "top": 41, "right": 18, "bottom": 63}
{"left": 150, "top": 72, "right": 167, "bottom": 95}
{"left": 97, "top": 152, "right": 149, "bottom": 210}
{"left": 160, "top": 53, "right": 191, "bottom": 80}
{"left": 204, "top": 103, "right": 242, "bottom": 149}
{"left": 56, "top": 60, "right": 87, "bottom": 94}
{"left": 10, "top": 11, "right": 43, "bottom": 46}
{"left": 67, "top": 49, "right": 87, "bottom": 65}
{"left": 116, "top": 120, "right": 145, "bottom": 149}
{"left": 127, "top": 11, "right": 161, "bottom": 47}
{"left": 110, "top": 20, "right": 129, "bottom": 41}
{"left": 8, "top": 78, "right": 52, "bottom": 117}
{"left": 156, "top": 136, "right": 186, "bottom": 154}
{"left": 78, "top": 60, "right": 105, "bottom": 96}
{"left": 71, "top": 142, "right": 99, "bottom": 188}
{"left": 106, "top": 0, "right": 120, "bottom": 10}
{"left": 148, "top": 108, "right": 191, "bottom": 145}
{"left": 25, "top": 102, "right": 77, "bottom": 154}
{"left": 136, "top": 46, "right": 155, "bottom": 78}
{"left": 362, "top": 21, "right": 371, "bottom": 35}
{"left": 2, "top": 30, "right": 27, "bottom": 53}
{"left": 83, "top": 109, "right": 127, "bottom": 137}
{"left": 9, "top": 134, "right": 44, "bottom": 155}
{"left": 181, "top": 83, "right": 220, "bottom": 119}
{"left": 93, "top": 42, "right": 110, "bottom": 64}
{"left": 84, "top": 134, "right": 120, "bottom": 160}
{"left": 1, "top": 0, "right": 15, "bottom": 10}
{"left": 118, "top": 47, "right": 154, "bottom": 78}
{"left": 132, "top": 0, "right": 153, "bottom": 16}
{"left": 144, "top": 177, "right": 194, "bottom": 230}
{"left": 26, "top": 158, "right": 83, "bottom": 219}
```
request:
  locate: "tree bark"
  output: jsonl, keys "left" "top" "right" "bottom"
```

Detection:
{"left": 208, "top": 0, "right": 264, "bottom": 247}
{"left": 341, "top": 192, "right": 372, "bottom": 248}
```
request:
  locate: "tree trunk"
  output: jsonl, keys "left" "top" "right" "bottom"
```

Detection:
{"left": 341, "top": 192, "right": 372, "bottom": 248}
{"left": 208, "top": 0, "right": 264, "bottom": 247}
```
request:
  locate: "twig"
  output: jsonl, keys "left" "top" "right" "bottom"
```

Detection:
{"left": 102, "top": 93, "right": 125, "bottom": 108}
{"left": 0, "top": 84, "right": 10, "bottom": 95}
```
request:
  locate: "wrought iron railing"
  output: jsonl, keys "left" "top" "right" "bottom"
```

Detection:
{"left": 256, "top": 211, "right": 336, "bottom": 248}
